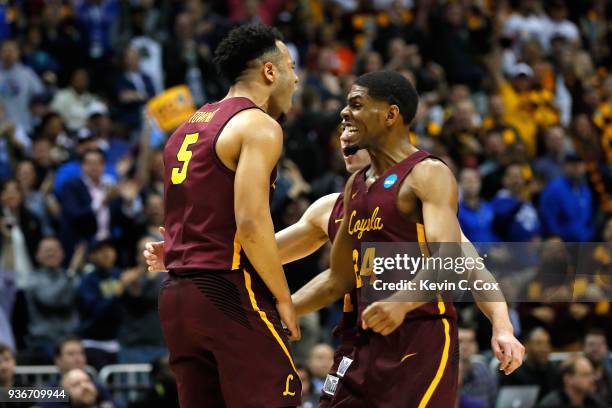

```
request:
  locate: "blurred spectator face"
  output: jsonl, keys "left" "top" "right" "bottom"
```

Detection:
{"left": 123, "top": 47, "right": 141, "bottom": 72}
{"left": 502, "top": 165, "right": 524, "bottom": 195}
{"left": 56, "top": 340, "right": 86, "bottom": 374}
{"left": 61, "top": 369, "right": 98, "bottom": 407}
{"left": 488, "top": 95, "right": 505, "bottom": 119}
{"left": 444, "top": 2, "right": 464, "bottom": 26}
{"left": 145, "top": 194, "right": 164, "bottom": 227}
{"left": 584, "top": 333, "right": 609, "bottom": 366}
{"left": 0, "top": 348, "right": 15, "bottom": 386}
{"left": 16, "top": 160, "right": 37, "bottom": 191}
{"left": 458, "top": 327, "right": 478, "bottom": 361}
{"left": 564, "top": 357, "right": 596, "bottom": 396}
{"left": 526, "top": 328, "right": 551, "bottom": 367}
{"left": 36, "top": 238, "right": 65, "bottom": 269}
{"left": 42, "top": 114, "right": 64, "bottom": 139}
{"left": 71, "top": 69, "right": 89, "bottom": 94}
{"left": 460, "top": 168, "right": 481, "bottom": 199}
{"left": 453, "top": 100, "right": 476, "bottom": 130}
{"left": 81, "top": 151, "right": 105, "bottom": 183}
{"left": 563, "top": 160, "right": 585, "bottom": 183}
{"left": 174, "top": 13, "right": 194, "bottom": 40}
{"left": 404, "top": 45, "right": 422, "bottom": 70}
{"left": 449, "top": 85, "right": 470, "bottom": 105}
{"left": 544, "top": 126, "right": 565, "bottom": 155}
{"left": 91, "top": 244, "right": 117, "bottom": 271}
{"left": 484, "top": 132, "right": 506, "bottom": 158}
{"left": 512, "top": 73, "right": 532, "bottom": 93}
{"left": 388, "top": 38, "right": 405, "bottom": 59}
{"left": 340, "top": 127, "right": 371, "bottom": 173}
{"left": 32, "top": 138, "right": 53, "bottom": 167}
{"left": 308, "top": 344, "right": 334, "bottom": 379}
{"left": 297, "top": 367, "right": 311, "bottom": 397}
{"left": 1, "top": 180, "right": 23, "bottom": 211}
{"left": 364, "top": 52, "right": 383, "bottom": 74}
{"left": 0, "top": 41, "right": 19, "bottom": 69}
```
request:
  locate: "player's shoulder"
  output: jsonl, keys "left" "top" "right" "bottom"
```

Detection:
{"left": 229, "top": 108, "right": 282, "bottom": 138}
{"left": 404, "top": 157, "right": 457, "bottom": 198}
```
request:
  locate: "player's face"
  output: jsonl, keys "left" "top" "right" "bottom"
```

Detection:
{"left": 340, "top": 85, "right": 390, "bottom": 151}
{"left": 269, "top": 41, "right": 298, "bottom": 117}
{"left": 340, "top": 126, "right": 371, "bottom": 173}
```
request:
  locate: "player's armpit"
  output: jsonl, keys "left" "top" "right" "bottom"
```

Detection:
{"left": 275, "top": 193, "right": 339, "bottom": 265}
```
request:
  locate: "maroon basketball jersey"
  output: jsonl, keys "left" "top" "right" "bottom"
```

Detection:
{"left": 345, "top": 150, "right": 456, "bottom": 322}
{"left": 163, "top": 97, "right": 275, "bottom": 273}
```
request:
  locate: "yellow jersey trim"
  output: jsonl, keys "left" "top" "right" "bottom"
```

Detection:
{"left": 243, "top": 270, "right": 297, "bottom": 374}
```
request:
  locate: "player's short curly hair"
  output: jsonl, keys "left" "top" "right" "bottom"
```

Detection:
{"left": 354, "top": 71, "right": 419, "bottom": 125}
{"left": 213, "top": 24, "right": 284, "bottom": 84}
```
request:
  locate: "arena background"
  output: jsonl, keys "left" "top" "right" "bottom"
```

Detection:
{"left": 0, "top": 0, "right": 610, "bottom": 407}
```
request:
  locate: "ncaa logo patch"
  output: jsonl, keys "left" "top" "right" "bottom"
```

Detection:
{"left": 383, "top": 174, "right": 398, "bottom": 188}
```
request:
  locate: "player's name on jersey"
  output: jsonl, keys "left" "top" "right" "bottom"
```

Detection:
{"left": 188, "top": 109, "right": 220, "bottom": 124}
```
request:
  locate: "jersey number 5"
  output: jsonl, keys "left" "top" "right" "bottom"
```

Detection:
{"left": 171, "top": 132, "right": 200, "bottom": 184}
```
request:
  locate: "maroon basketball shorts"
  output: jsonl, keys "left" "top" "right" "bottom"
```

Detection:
{"left": 318, "top": 315, "right": 458, "bottom": 408}
{"left": 158, "top": 268, "right": 302, "bottom": 408}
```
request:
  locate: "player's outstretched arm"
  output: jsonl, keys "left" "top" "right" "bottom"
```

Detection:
{"left": 276, "top": 193, "right": 339, "bottom": 264}
{"left": 292, "top": 176, "right": 356, "bottom": 316}
{"left": 234, "top": 111, "right": 299, "bottom": 340}
{"left": 460, "top": 231, "right": 525, "bottom": 375}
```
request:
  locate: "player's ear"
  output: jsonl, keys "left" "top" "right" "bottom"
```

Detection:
{"left": 385, "top": 105, "right": 400, "bottom": 126}
{"left": 263, "top": 61, "right": 276, "bottom": 84}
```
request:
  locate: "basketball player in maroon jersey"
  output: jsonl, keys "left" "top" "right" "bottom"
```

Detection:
{"left": 148, "top": 121, "right": 521, "bottom": 405}
{"left": 159, "top": 24, "right": 300, "bottom": 407}
{"left": 293, "top": 71, "right": 524, "bottom": 407}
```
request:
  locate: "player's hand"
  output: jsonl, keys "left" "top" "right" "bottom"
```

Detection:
{"left": 144, "top": 227, "right": 168, "bottom": 272}
{"left": 492, "top": 329, "right": 525, "bottom": 375}
{"left": 276, "top": 300, "right": 301, "bottom": 341}
{"left": 361, "top": 301, "right": 408, "bottom": 336}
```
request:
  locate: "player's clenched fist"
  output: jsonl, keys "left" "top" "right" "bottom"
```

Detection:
{"left": 361, "top": 302, "right": 409, "bottom": 336}
{"left": 276, "top": 300, "right": 301, "bottom": 341}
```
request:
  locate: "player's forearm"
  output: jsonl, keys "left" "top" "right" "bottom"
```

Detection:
{"left": 275, "top": 226, "right": 327, "bottom": 265}
{"left": 292, "top": 269, "right": 350, "bottom": 316}
{"left": 477, "top": 300, "right": 514, "bottom": 334}
{"left": 238, "top": 216, "right": 291, "bottom": 302}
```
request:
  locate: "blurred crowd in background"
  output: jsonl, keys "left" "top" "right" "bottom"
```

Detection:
{"left": 0, "top": 0, "right": 610, "bottom": 407}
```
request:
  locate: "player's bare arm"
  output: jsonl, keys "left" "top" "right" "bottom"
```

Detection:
{"left": 292, "top": 175, "right": 357, "bottom": 316}
{"left": 233, "top": 109, "right": 300, "bottom": 340}
{"left": 276, "top": 193, "right": 339, "bottom": 264}
{"left": 460, "top": 230, "right": 525, "bottom": 375}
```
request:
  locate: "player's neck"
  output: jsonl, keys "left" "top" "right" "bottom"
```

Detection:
{"left": 368, "top": 132, "right": 418, "bottom": 177}
{"left": 224, "top": 82, "right": 272, "bottom": 114}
